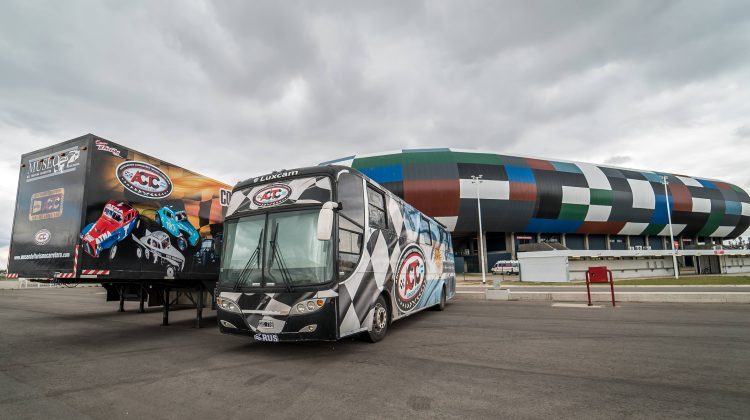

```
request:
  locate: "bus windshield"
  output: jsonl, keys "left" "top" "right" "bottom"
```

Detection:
{"left": 219, "top": 209, "right": 333, "bottom": 290}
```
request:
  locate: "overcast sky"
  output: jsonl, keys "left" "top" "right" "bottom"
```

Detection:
{"left": 2, "top": 0, "right": 750, "bottom": 268}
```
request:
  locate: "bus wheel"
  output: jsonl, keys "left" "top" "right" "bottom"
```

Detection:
{"left": 435, "top": 286, "right": 446, "bottom": 311}
{"left": 363, "top": 295, "right": 389, "bottom": 343}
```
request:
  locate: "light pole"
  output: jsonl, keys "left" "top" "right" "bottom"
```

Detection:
{"left": 662, "top": 175, "right": 679, "bottom": 279}
{"left": 471, "top": 175, "right": 486, "bottom": 285}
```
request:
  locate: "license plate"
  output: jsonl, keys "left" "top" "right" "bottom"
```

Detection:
{"left": 254, "top": 333, "right": 279, "bottom": 342}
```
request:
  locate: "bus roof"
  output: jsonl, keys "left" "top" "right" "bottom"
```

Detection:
{"left": 234, "top": 165, "right": 448, "bottom": 231}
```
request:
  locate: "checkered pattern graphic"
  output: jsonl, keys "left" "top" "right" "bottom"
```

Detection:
{"left": 337, "top": 194, "right": 453, "bottom": 337}
{"left": 227, "top": 176, "right": 332, "bottom": 217}
{"left": 227, "top": 291, "right": 316, "bottom": 333}
{"left": 323, "top": 150, "right": 750, "bottom": 238}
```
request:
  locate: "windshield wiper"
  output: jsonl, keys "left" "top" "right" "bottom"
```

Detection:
{"left": 268, "top": 222, "right": 294, "bottom": 292}
{"left": 232, "top": 228, "right": 264, "bottom": 292}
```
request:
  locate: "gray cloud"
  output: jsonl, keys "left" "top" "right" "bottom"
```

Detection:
{"left": 735, "top": 124, "right": 750, "bottom": 138}
{"left": 604, "top": 155, "right": 632, "bottom": 165}
{"left": 2, "top": 0, "right": 750, "bottom": 266}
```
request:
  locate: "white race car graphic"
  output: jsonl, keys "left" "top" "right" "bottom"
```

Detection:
{"left": 132, "top": 230, "right": 185, "bottom": 277}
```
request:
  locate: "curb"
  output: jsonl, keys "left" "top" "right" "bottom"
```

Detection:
{"left": 485, "top": 290, "right": 750, "bottom": 303}
{"left": 0, "top": 281, "right": 102, "bottom": 290}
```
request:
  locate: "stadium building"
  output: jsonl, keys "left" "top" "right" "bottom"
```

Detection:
{"left": 323, "top": 149, "right": 750, "bottom": 277}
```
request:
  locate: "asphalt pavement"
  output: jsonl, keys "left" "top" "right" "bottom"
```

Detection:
{"left": 0, "top": 287, "right": 749, "bottom": 419}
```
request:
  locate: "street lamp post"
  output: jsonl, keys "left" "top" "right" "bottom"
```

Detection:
{"left": 471, "top": 175, "right": 486, "bottom": 285}
{"left": 662, "top": 175, "right": 679, "bottom": 280}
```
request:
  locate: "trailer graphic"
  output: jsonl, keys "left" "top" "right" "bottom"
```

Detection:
{"left": 155, "top": 205, "right": 200, "bottom": 250}
{"left": 80, "top": 200, "right": 140, "bottom": 259}
{"left": 132, "top": 230, "right": 186, "bottom": 278}
{"left": 216, "top": 166, "right": 456, "bottom": 343}
{"left": 8, "top": 134, "right": 228, "bottom": 280}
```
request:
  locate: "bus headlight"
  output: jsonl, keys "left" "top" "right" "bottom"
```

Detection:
{"left": 216, "top": 296, "right": 241, "bottom": 314}
{"left": 290, "top": 298, "right": 326, "bottom": 315}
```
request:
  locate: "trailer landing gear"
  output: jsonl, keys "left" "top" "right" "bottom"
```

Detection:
{"left": 105, "top": 282, "right": 213, "bottom": 329}
{"left": 162, "top": 287, "right": 170, "bottom": 326}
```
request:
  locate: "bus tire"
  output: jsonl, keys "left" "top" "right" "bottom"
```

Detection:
{"left": 434, "top": 285, "right": 446, "bottom": 311}
{"left": 362, "top": 295, "right": 389, "bottom": 343}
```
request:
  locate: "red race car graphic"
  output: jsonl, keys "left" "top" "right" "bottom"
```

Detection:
{"left": 80, "top": 200, "right": 140, "bottom": 259}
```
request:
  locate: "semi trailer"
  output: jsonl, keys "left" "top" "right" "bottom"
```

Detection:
{"left": 7, "top": 134, "right": 231, "bottom": 326}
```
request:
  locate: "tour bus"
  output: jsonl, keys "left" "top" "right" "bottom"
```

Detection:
{"left": 215, "top": 166, "right": 456, "bottom": 343}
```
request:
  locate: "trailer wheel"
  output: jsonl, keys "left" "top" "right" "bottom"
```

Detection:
{"left": 109, "top": 245, "right": 117, "bottom": 261}
{"left": 136, "top": 247, "right": 142, "bottom": 259}
{"left": 166, "top": 266, "right": 175, "bottom": 277}
{"left": 362, "top": 295, "right": 389, "bottom": 343}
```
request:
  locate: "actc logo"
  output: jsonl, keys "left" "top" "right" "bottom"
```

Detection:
{"left": 116, "top": 161, "right": 173, "bottom": 199}
{"left": 395, "top": 245, "right": 427, "bottom": 312}
{"left": 253, "top": 185, "right": 292, "bottom": 207}
{"left": 34, "top": 229, "right": 51, "bottom": 245}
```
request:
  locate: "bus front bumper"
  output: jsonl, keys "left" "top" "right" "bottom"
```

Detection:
{"left": 217, "top": 302, "right": 338, "bottom": 342}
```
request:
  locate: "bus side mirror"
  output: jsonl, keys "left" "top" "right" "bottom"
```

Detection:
{"left": 317, "top": 202, "right": 339, "bottom": 241}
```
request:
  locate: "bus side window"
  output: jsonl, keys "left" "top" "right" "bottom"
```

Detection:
{"left": 367, "top": 186, "right": 387, "bottom": 230}
{"left": 430, "top": 219, "right": 440, "bottom": 244}
{"left": 338, "top": 213, "right": 363, "bottom": 279}
{"left": 419, "top": 216, "right": 432, "bottom": 245}
{"left": 338, "top": 173, "right": 365, "bottom": 279}
{"left": 338, "top": 173, "right": 365, "bottom": 227}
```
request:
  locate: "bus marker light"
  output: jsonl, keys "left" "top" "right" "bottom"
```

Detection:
{"left": 291, "top": 299, "right": 328, "bottom": 315}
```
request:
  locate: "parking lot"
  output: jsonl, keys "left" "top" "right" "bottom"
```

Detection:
{"left": 0, "top": 287, "right": 748, "bottom": 419}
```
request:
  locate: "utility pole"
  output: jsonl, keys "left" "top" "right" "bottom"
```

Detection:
{"left": 471, "top": 175, "right": 486, "bottom": 285}
{"left": 662, "top": 175, "right": 679, "bottom": 279}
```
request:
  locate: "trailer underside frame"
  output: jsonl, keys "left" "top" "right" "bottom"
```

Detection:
{"left": 96, "top": 280, "right": 215, "bottom": 329}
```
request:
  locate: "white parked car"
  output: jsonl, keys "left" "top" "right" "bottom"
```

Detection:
{"left": 132, "top": 230, "right": 185, "bottom": 277}
{"left": 491, "top": 260, "right": 520, "bottom": 275}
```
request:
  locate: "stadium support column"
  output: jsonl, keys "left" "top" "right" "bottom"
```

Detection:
{"left": 507, "top": 233, "right": 516, "bottom": 259}
{"left": 471, "top": 175, "right": 486, "bottom": 285}
{"left": 662, "top": 176, "right": 679, "bottom": 279}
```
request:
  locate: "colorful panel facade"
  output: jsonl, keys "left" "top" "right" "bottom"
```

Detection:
{"left": 323, "top": 150, "right": 750, "bottom": 238}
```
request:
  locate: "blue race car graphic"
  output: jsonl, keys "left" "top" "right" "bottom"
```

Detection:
{"left": 155, "top": 206, "right": 200, "bottom": 251}
{"left": 80, "top": 200, "right": 140, "bottom": 260}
